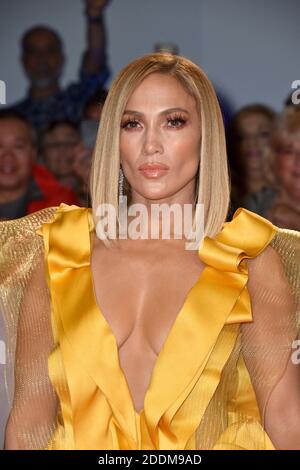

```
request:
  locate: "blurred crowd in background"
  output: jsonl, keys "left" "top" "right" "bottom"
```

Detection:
{"left": 0, "top": 0, "right": 299, "bottom": 230}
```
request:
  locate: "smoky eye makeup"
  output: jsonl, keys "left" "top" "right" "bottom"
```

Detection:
{"left": 165, "top": 112, "right": 188, "bottom": 128}
{"left": 120, "top": 111, "right": 189, "bottom": 130}
{"left": 120, "top": 117, "right": 140, "bottom": 129}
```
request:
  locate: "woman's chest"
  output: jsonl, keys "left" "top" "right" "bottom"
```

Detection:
{"left": 90, "top": 241, "right": 205, "bottom": 355}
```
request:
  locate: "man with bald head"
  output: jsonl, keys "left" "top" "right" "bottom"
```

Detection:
{"left": 12, "top": 0, "right": 110, "bottom": 131}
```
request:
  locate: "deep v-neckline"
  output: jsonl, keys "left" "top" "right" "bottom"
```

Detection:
{"left": 43, "top": 203, "right": 274, "bottom": 447}
{"left": 88, "top": 228, "right": 207, "bottom": 416}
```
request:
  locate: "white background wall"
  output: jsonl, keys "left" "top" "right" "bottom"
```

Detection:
{"left": 0, "top": 0, "right": 299, "bottom": 112}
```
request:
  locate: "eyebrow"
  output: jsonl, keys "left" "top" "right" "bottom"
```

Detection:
{"left": 122, "top": 107, "right": 191, "bottom": 116}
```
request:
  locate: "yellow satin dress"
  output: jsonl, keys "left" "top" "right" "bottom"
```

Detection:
{"left": 31, "top": 203, "right": 284, "bottom": 450}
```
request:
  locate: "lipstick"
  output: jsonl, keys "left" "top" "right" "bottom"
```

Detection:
{"left": 138, "top": 162, "right": 169, "bottom": 178}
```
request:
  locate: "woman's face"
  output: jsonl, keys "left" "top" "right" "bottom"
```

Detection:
{"left": 119, "top": 73, "right": 201, "bottom": 206}
{"left": 237, "top": 112, "right": 273, "bottom": 173}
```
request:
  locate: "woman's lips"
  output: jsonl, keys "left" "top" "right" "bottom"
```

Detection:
{"left": 138, "top": 163, "right": 169, "bottom": 178}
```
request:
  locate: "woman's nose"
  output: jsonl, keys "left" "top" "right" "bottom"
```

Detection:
{"left": 142, "top": 126, "right": 163, "bottom": 156}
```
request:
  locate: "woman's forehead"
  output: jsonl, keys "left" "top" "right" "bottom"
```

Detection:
{"left": 125, "top": 73, "right": 196, "bottom": 111}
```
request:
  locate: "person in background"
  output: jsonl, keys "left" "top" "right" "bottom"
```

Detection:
{"left": 226, "top": 104, "right": 276, "bottom": 217}
{"left": 73, "top": 119, "right": 99, "bottom": 206}
{"left": 75, "top": 87, "right": 107, "bottom": 205}
{"left": 246, "top": 106, "right": 300, "bottom": 230}
{"left": 11, "top": 0, "right": 110, "bottom": 132}
{"left": 0, "top": 110, "right": 78, "bottom": 221}
{"left": 83, "top": 86, "right": 108, "bottom": 121}
{"left": 40, "top": 120, "right": 81, "bottom": 191}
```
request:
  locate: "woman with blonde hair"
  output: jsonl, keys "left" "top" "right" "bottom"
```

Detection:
{"left": 1, "top": 53, "right": 300, "bottom": 450}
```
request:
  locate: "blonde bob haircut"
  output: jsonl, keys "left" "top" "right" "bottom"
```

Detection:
{"left": 90, "top": 53, "right": 230, "bottom": 245}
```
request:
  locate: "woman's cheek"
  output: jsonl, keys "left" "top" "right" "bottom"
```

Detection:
{"left": 122, "top": 134, "right": 142, "bottom": 156}
{"left": 120, "top": 138, "right": 133, "bottom": 162}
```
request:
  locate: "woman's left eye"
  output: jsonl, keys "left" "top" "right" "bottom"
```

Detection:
{"left": 166, "top": 117, "right": 186, "bottom": 128}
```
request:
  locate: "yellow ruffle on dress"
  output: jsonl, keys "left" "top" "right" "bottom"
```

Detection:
{"left": 1, "top": 203, "right": 300, "bottom": 449}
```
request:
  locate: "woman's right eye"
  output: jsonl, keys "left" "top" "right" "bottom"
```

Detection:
{"left": 121, "top": 120, "right": 140, "bottom": 129}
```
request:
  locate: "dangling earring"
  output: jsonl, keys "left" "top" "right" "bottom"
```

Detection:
{"left": 119, "top": 165, "right": 125, "bottom": 198}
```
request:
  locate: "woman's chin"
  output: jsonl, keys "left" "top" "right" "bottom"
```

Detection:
{"left": 133, "top": 184, "right": 172, "bottom": 202}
